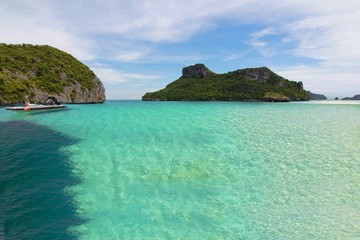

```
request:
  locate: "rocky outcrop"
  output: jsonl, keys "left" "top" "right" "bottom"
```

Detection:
{"left": 30, "top": 79, "right": 105, "bottom": 104}
{"left": 237, "top": 67, "right": 271, "bottom": 83}
{"left": 307, "top": 91, "right": 327, "bottom": 100}
{"left": 182, "top": 64, "right": 213, "bottom": 78}
{"left": 236, "top": 67, "right": 302, "bottom": 89}
{"left": 342, "top": 94, "right": 360, "bottom": 100}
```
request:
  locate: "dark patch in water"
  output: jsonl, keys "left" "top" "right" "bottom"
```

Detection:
{"left": 0, "top": 120, "right": 82, "bottom": 239}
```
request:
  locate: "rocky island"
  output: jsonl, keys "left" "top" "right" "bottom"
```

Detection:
{"left": 0, "top": 44, "right": 105, "bottom": 104}
{"left": 307, "top": 91, "right": 327, "bottom": 100}
{"left": 142, "top": 64, "right": 309, "bottom": 102}
{"left": 342, "top": 94, "right": 360, "bottom": 100}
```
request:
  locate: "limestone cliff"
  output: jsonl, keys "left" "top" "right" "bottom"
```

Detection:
{"left": 0, "top": 44, "right": 105, "bottom": 104}
{"left": 182, "top": 64, "right": 214, "bottom": 78}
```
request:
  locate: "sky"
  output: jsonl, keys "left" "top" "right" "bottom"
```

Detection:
{"left": 1, "top": 0, "right": 359, "bottom": 99}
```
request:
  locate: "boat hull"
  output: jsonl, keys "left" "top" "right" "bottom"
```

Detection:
{"left": 6, "top": 105, "right": 66, "bottom": 111}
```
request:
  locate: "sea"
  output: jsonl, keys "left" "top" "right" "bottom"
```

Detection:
{"left": 1, "top": 100, "right": 359, "bottom": 239}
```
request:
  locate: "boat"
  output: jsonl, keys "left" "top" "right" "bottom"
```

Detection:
{"left": 6, "top": 104, "right": 66, "bottom": 111}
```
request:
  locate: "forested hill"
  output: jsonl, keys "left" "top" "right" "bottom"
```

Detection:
{"left": 0, "top": 44, "right": 105, "bottom": 104}
{"left": 142, "top": 64, "right": 309, "bottom": 102}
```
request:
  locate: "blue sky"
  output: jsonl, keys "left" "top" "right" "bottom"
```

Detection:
{"left": 1, "top": 0, "right": 359, "bottom": 99}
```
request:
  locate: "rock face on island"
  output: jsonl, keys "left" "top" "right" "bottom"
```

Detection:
{"left": 182, "top": 64, "right": 214, "bottom": 78}
{"left": 307, "top": 91, "right": 327, "bottom": 100}
{"left": 0, "top": 44, "right": 105, "bottom": 104}
{"left": 342, "top": 94, "right": 360, "bottom": 100}
{"left": 142, "top": 64, "right": 309, "bottom": 102}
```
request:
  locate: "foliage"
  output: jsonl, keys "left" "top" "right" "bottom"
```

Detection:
{"left": 0, "top": 43, "right": 97, "bottom": 103}
{"left": 143, "top": 69, "right": 310, "bottom": 101}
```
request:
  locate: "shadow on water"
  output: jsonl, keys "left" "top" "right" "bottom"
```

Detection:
{"left": 28, "top": 108, "right": 70, "bottom": 115}
{"left": 0, "top": 120, "right": 84, "bottom": 239}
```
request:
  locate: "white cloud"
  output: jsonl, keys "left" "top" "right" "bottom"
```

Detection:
{"left": 2, "top": 0, "right": 359, "bottom": 53}
{"left": 90, "top": 66, "right": 165, "bottom": 99}
{"left": 114, "top": 50, "right": 203, "bottom": 65}
{"left": 276, "top": 64, "right": 359, "bottom": 98}
{"left": 244, "top": 1, "right": 360, "bottom": 97}
{"left": 35, "top": 0, "right": 242, "bottom": 42}
{"left": 224, "top": 53, "right": 246, "bottom": 62}
{"left": 115, "top": 51, "right": 150, "bottom": 62}
{"left": 282, "top": 11, "right": 360, "bottom": 63}
{"left": 1, "top": 0, "right": 274, "bottom": 45}
{"left": 0, "top": 0, "right": 95, "bottom": 61}
{"left": 247, "top": 27, "right": 278, "bottom": 57}
{"left": 252, "top": 28, "right": 277, "bottom": 38}
{"left": 91, "top": 66, "right": 161, "bottom": 85}
{"left": 91, "top": 67, "right": 128, "bottom": 85}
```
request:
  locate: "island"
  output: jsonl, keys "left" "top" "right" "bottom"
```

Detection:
{"left": 306, "top": 91, "right": 327, "bottom": 100}
{"left": 0, "top": 44, "right": 105, "bottom": 104}
{"left": 342, "top": 94, "right": 360, "bottom": 100}
{"left": 142, "top": 64, "right": 309, "bottom": 102}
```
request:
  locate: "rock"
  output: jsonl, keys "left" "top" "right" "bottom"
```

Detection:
{"left": 44, "top": 98, "right": 56, "bottom": 105}
{"left": 236, "top": 67, "right": 301, "bottom": 88}
{"left": 296, "top": 82, "right": 304, "bottom": 91}
{"left": 307, "top": 91, "right": 327, "bottom": 100}
{"left": 182, "top": 64, "right": 212, "bottom": 78}
{"left": 237, "top": 67, "right": 271, "bottom": 83}
{"left": 44, "top": 96, "right": 59, "bottom": 105}
{"left": 342, "top": 94, "right": 360, "bottom": 100}
{"left": 29, "top": 79, "right": 105, "bottom": 104}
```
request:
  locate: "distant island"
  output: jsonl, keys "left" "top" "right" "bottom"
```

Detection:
{"left": 342, "top": 94, "right": 360, "bottom": 100}
{"left": 307, "top": 91, "right": 327, "bottom": 100}
{"left": 143, "top": 64, "right": 310, "bottom": 102}
{"left": 0, "top": 44, "right": 105, "bottom": 104}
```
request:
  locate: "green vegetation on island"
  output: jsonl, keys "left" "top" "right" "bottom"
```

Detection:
{"left": 0, "top": 43, "right": 105, "bottom": 104}
{"left": 143, "top": 64, "right": 310, "bottom": 102}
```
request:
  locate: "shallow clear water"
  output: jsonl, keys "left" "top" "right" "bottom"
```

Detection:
{"left": 1, "top": 100, "right": 360, "bottom": 239}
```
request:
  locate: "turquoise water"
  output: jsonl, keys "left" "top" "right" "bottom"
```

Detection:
{"left": 1, "top": 100, "right": 360, "bottom": 239}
